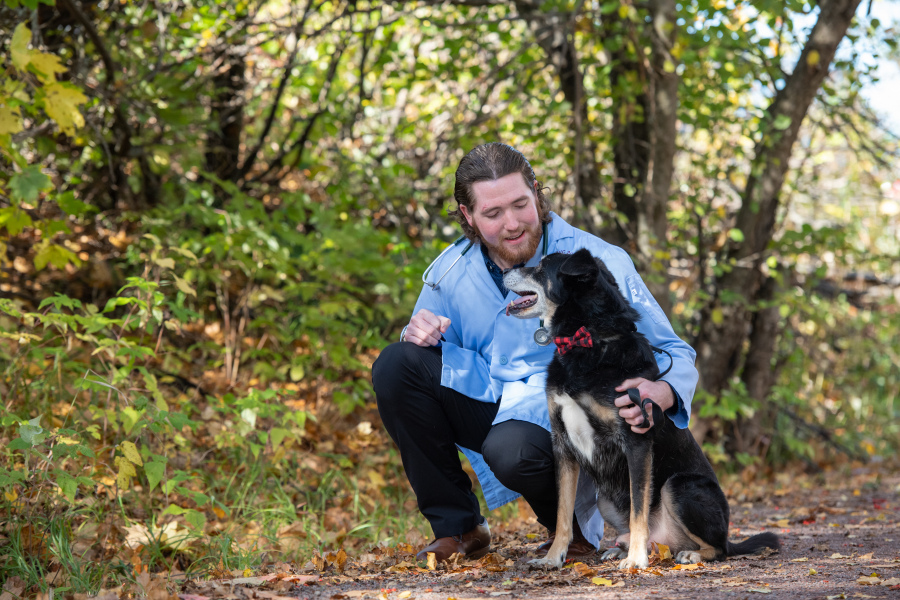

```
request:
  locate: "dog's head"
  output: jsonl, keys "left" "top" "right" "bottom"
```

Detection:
{"left": 503, "top": 248, "right": 639, "bottom": 331}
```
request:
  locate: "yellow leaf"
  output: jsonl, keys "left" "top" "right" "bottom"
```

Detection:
{"left": 711, "top": 308, "right": 724, "bottom": 325}
{"left": 426, "top": 552, "right": 437, "bottom": 571}
{"left": 367, "top": 470, "right": 386, "bottom": 487}
{"left": 29, "top": 52, "right": 67, "bottom": 84}
{"left": 11, "top": 23, "right": 33, "bottom": 70}
{"left": 809, "top": 568, "right": 817, "bottom": 575}
{"left": 115, "top": 455, "right": 137, "bottom": 489}
{"left": 658, "top": 543, "right": 673, "bottom": 560}
{"left": 672, "top": 563, "right": 700, "bottom": 570}
{"left": 43, "top": 82, "right": 87, "bottom": 136}
{"left": 398, "top": 592, "right": 412, "bottom": 599}
{"left": 4, "top": 488, "right": 18, "bottom": 502}
{"left": 120, "top": 440, "right": 143, "bottom": 466}
{"left": 791, "top": 557, "right": 809, "bottom": 562}
{"left": 592, "top": 577, "right": 613, "bottom": 586}
{"left": 775, "top": 519, "right": 790, "bottom": 528}
{"left": 807, "top": 50, "right": 820, "bottom": 67}
{"left": 0, "top": 105, "right": 23, "bottom": 135}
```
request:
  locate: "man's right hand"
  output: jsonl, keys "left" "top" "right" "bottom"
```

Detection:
{"left": 404, "top": 309, "right": 451, "bottom": 347}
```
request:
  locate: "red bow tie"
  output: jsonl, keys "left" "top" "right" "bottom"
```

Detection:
{"left": 554, "top": 326, "right": 593, "bottom": 355}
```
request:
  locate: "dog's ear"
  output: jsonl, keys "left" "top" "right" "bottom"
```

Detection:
{"left": 559, "top": 249, "right": 599, "bottom": 284}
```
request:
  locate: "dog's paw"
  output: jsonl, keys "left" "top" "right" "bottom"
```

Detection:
{"left": 675, "top": 551, "right": 702, "bottom": 565}
{"left": 618, "top": 554, "right": 650, "bottom": 570}
{"left": 529, "top": 555, "right": 564, "bottom": 569}
{"left": 600, "top": 547, "right": 625, "bottom": 561}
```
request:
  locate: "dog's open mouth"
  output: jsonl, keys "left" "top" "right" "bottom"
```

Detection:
{"left": 506, "top": 291, "right": 537, "bottom": 316}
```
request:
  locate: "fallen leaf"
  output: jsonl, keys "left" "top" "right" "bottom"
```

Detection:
{"left": 426, "top": 552, "right": 437, "bottom": 571}
{"left": 398, "top": 592, "right": 412, "bottom": 599}
{"left": 791, "top": 557, "right": 809, "bottom": 562}
{"left": 882, "top": 578, "right": 900, "bottom": 586}
{"left": 217, "top": 574, "right": 278, "bottom": 586}
{"left": 573, "top": 562, "right": 597, "bottom": 578}
{"left": 857, "top": 576, "right": 881, "bottom": 585}
{"left": 672, "top": 564, "right": 700, "bottom": 571}
{"left": 858, "top": 552, "right": 874, "bottom": 560}
{"left": 809, "top": 568, "right": 817, "bottom": 575}
{"left": 830, "top": 553, "right": 850, "bottom": 559}
{"left": 592, "top": 577, "right": 613, "bottom": 586}
{"left": 658, "top": 543, "right": 673, "bottom": 560}
{"left": 1, "top": 576, "right": 26, "bottom": 600}
{"left": 748, "top": 589, "right": 772, "bottom": 594}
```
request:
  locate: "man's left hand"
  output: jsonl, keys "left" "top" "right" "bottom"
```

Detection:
{"left": 614, "top": 378, "right": 674, "bottom": 434}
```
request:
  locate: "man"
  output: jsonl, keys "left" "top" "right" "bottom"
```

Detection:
{"left": 372, "top": 142, "right": 698, "bottom": 562}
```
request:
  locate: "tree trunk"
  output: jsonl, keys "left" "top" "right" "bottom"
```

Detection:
{"left": 730, "top": 273, "right": 781, "bottom": 455}
{"left": 206, "top": 45, "right": 246, "bottom": 201}
{"left": 693, "top": 0, "right": 863, "bottom": 438}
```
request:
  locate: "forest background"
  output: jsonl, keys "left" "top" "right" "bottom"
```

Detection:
{"left": 1, "top": 0, "right": 899, "bottom": 594}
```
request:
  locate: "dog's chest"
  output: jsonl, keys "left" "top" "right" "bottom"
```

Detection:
{"left": 550, "top": 392, "right": 621, "bottom": 463}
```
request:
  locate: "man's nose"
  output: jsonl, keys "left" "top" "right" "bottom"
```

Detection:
{"left": 503, "top": 210, "right": 518, "bottom": 229}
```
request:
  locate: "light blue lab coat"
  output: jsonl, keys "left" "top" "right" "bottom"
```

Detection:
{"left": 410, "top": 213, "right": 699, "bottom": 548}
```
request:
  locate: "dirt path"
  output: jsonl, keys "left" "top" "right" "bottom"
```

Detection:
{"left": 185, "top": 467, "right": 900, "bottom": 600}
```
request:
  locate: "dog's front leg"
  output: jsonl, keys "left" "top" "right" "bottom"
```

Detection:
{"left": 620, "top": 441, "right": 653, "bottom": 570}
{"left": 531, "top": 455, "right": 579, "bottom": 569}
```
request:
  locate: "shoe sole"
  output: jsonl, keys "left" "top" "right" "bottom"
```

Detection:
{"left": 466, "top": 545, "right": 492, "bottom": 560}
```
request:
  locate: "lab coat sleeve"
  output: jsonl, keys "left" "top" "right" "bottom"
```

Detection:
{"left": 606, "top": 247, "right": 699, "bottom": 428}
{"left": 410, "top": 280, "right": 502, "bottom": 404}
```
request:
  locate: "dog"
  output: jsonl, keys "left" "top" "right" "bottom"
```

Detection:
{"left": 503, "top": 249, "right": 779, "bottom": 569}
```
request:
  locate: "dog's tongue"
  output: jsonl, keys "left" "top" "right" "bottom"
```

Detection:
{"left": 511, "top": 295, "right": 532, "bottom": 307}
{"left": 505, "top": 295, "right": 532, "bottom": 316}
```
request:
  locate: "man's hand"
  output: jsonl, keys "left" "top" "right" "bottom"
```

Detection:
{"left": 404, "top": 309, "right": 451, "bottom": 347}
{"left": 614, "top": 378, "right": 674, "bottom": 434}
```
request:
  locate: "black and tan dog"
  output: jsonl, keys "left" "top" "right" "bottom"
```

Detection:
{"left": 503, "top": 249, "right": 779, "bottom": 569}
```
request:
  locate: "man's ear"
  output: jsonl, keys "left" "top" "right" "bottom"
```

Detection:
{"left": 559, "top": 248, "right": 599, "bottom": 283}
{"left": 459, "top": 204, "right": 474, "bottom": 227}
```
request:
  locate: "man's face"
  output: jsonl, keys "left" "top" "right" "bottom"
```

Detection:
{"left": 460, "top": 172, "right": 542, "bottom": 270}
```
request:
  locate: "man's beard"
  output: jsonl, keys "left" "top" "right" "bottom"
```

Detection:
{"left": 476, "top": 221, "right": 542, "bottom": 268}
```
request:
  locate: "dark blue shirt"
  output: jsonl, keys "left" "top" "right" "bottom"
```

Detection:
{"left": 481, "top": 243, "right": 524, "bottom": 297}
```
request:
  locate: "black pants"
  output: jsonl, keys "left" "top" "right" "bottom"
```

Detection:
{"left": 373, "top": 342, "right": 558, "bottom": 538}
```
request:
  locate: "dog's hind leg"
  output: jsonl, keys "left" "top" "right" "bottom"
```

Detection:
{"left": 661, "top": 473, "right": 729, "bottom": 564}
{"left": 619, "top": 441, "right": 653, "bottom": 570}
{"left": 531, "top": 455, "right": 579, "bottom": 569}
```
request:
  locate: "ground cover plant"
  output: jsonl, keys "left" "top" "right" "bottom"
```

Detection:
{"left": 1, "top": 0, "right": 899, "bottom": 597}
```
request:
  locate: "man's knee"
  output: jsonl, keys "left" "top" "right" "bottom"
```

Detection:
{"left": 481, "top": 422, "right": 554, "bottom": 490}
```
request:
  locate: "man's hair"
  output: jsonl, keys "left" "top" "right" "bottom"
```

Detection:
{"left": 449, "top": 142, "right": 552, "bottom": 241}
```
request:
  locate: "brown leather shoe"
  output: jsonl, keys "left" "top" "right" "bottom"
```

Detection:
{"left": 535, "top": 531, "right": 596, "bottom": 559}
{"left": 415, "top": 519, "right": 491, "bottom": 562}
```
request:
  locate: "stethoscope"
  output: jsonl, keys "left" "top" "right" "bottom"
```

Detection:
{"left": 422, "top": 223, "right": 552, "bottom": 346}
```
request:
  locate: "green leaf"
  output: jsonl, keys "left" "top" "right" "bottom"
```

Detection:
{"left": 8, "top": 438, "right": 31, "bottom": 451}
{"left": 34, "top": 241, "right": 80, "bottom": 271}
{"left": 144, "top": 461, "right": 165, "bottom": 492}
{"left": 9, "top": 166, "right": 51, "bottom": 204}
{"left": 56, "top": 472, "right": 77, "bottom": 502}
{"left": 0, "top": 207, "right": 33, "bottom": 235}
{"left": 773, "top": 114, "right": 792, "bottom": 131}
{"left": 185, "top": 509, "right": 206, "bottom": 530}
{"left": 56, "top": 191, "right": 91, "bottom": 216}
{"left": 727, "top": 228, "right": 745, "bottom": 242}
{"left": 270, "top": 427, "right": 290, "bottom": 449}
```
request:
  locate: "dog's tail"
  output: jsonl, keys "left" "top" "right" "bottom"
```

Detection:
{"left": 726, "top": 532, "right": 780, "bottom": 557}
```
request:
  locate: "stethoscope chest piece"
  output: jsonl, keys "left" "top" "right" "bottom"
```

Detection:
{"left": 533, "top": 327, "right": 551, "bottom": 346}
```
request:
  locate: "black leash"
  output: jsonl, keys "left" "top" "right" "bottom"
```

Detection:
{"left": 628, "top": 346, "right": 673, "bottom": 430}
